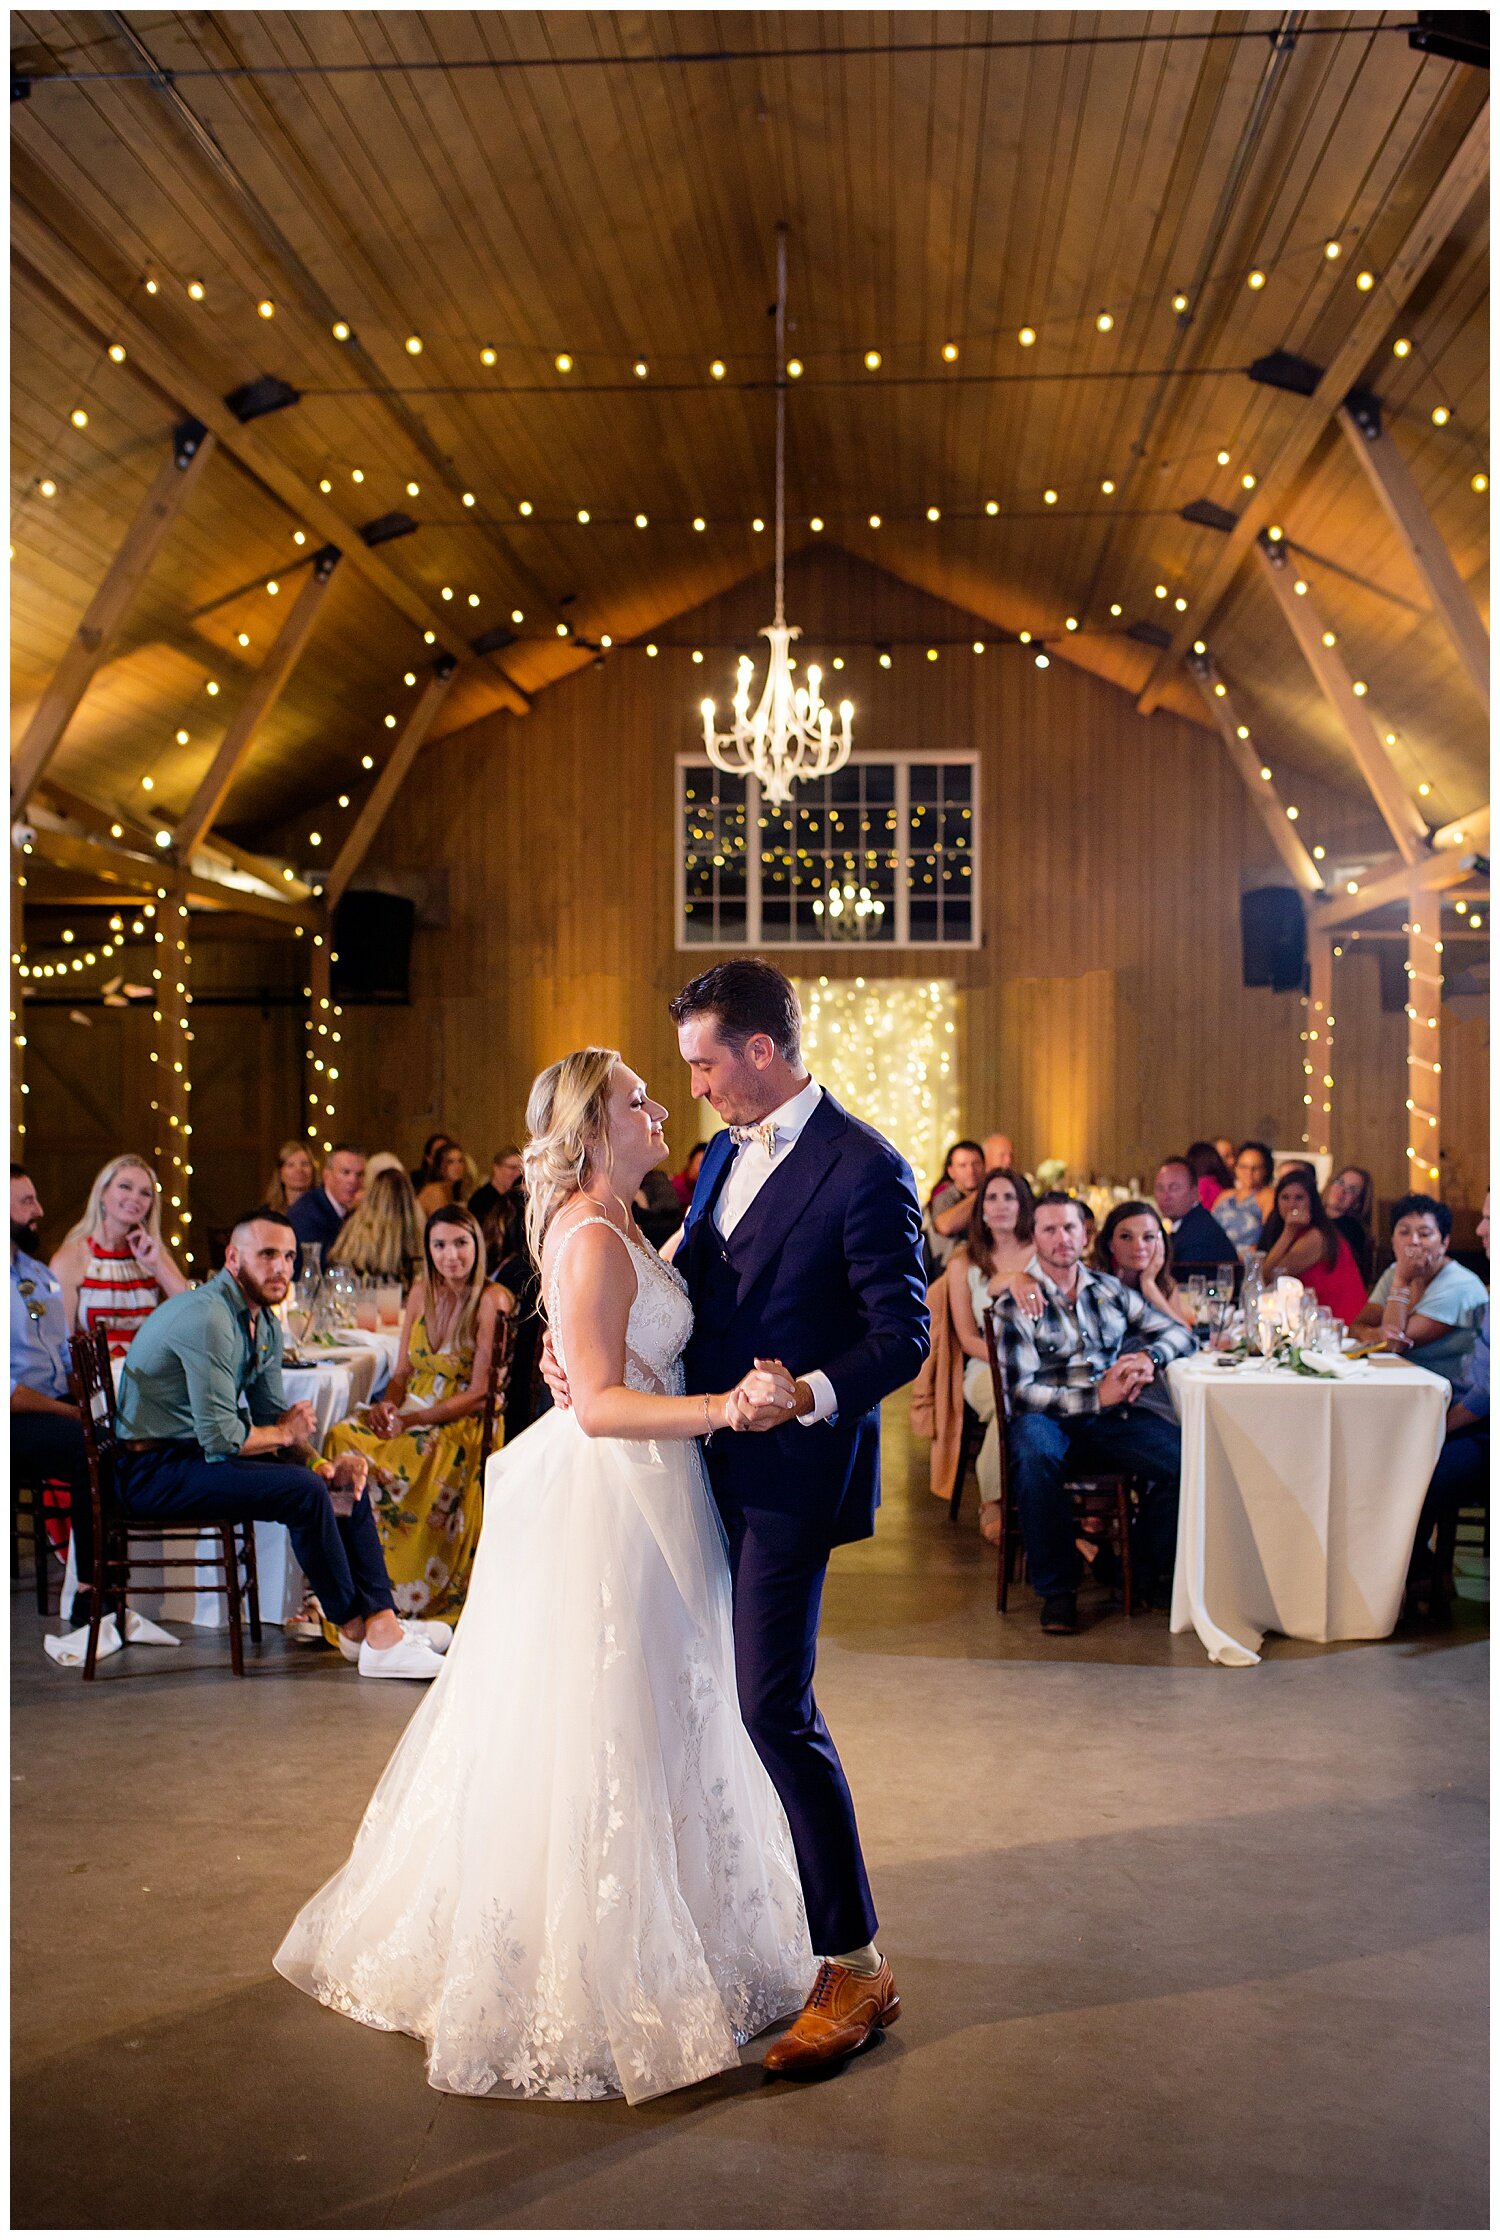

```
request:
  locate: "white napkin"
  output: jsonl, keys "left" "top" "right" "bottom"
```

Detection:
{"left": 43, "top": 1608, "right": 180, "bottom": 1667}
{"left": 1294, "top": 1348, "right": 1365, "bottom": 1378}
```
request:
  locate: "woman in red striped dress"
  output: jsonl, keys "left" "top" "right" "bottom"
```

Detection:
{"left": 51, "top": 1154, "right": 189, "bottom": 1365}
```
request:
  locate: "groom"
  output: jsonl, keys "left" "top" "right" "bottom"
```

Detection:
{"left": 669, "top": 959, "right": 929, "bottom": 2072}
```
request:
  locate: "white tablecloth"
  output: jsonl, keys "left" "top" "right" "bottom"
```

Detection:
{"left": 1168, "top": 1355, "right": 1450, "bottom": 1666}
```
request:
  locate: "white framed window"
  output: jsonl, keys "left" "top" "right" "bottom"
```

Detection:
{"left": 676, "top": 752, "right": 980, "bottom": 949}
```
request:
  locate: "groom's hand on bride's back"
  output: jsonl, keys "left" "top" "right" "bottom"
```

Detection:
{"left": 539, "top": 1332, "right": 573, "bottom": 1412}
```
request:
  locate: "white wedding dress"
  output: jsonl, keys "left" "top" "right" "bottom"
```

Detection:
{"left": 274, "top": 1216, "right": 813, "bottom": 2102}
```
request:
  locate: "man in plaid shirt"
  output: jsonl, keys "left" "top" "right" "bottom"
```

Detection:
{"left": 994, "top": 1192, "right": 1194, "bottom": 1632}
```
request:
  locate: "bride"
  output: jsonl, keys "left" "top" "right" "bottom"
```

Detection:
{"left": 274, "top": 1048, "right": 814, "bottom": 2102}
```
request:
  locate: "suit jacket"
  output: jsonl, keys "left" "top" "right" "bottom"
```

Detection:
{"left": 679, "top": 1090, "right": 930, "bottom": 1547}
{"left": 287, "top": 1186, "right": 348, "bottom": 1271}
{"left": 1168, "top": 1199, "right": 1235, "bottom": 1273}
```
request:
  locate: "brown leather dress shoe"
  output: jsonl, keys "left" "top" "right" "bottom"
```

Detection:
{"left": 762, "top": 1957, "right": 901, "bottom": 2074}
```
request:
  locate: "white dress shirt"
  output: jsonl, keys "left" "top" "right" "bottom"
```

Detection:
{"left": 712, "top": 1077, "right": 837, "bottom": 1426}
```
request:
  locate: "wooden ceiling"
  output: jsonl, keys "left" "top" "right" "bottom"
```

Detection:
{"left": 10, "top": 10, "right": 1490, "bottom": 856}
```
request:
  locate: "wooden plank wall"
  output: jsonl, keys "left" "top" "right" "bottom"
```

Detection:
{"left": 334, "top": 548, "right": 1481, "bottom": 1204}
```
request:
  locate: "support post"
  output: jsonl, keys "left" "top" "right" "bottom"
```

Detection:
{"left": 327, "top": 657, "right": 457, "bottom": 907}
{"left": 1255, "top": 537, "right": 1430, "bottom": 865}
{"left": 148, "top": 877, "right": 194, "bottom": 1259}
{"left": 1337, "top": 396, "right": 1489, "bottom": 711}
{"left": 1304, "top": 930, "right": 1335, "bottom": 1162}
{"left": 1186, "top": 656, "right": 1325, "bottom": 892}
{"left": 11, "top": 423, "right": 216, "bottom": 813}
{"left": 11, "top": 848, "right": 30, "bottom": 1158}
{"left": 304, "top": 905, "right": 338, "bottom": 1156}
{"left": 172, "top": 546, "right": 341, "bottom": 855}
{"left": 1405, "top": 897, "right": 1444, "bottom": 1196}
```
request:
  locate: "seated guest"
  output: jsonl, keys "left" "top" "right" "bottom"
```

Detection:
{"left": 1406, "top": 1192, "right": 1489, "bottom": 1621}
{"left": 1184, "top": 1140, "right": 1233, "bottom": 1210}
{"left": 265, "top": 1139, "right": 318, "bottom": 1215}
{"left": 1324, "top": 1164, "right": 1376, "bottom": 1285}
{"left": 417, "top": 1141, "right": 473, "bottom": 1218}
{"left": 981, "top": 1132, "right": 1015, "bottom": 1177}
{"left": 323, "top": 1209, "right": 512, "bottom": 1624}
{"left": 410, "top": 1132, "right": 453, "bottom": 1193}
{"left": 1356, "top": 1194, "right": 1488, "bottom": 1380}
{"left": 633, "top": 1167, "right": 683, "bottom": 1250}
{"left": 467, "top": 1147, "right": 523, "bottom": 1231}
{"left": 1096, "top": 1201, "right": 1196, "bottom": 1331}
{"left": 363, "top": 1150, "right": 408, "bottom": 1183}
{"left": 288, "top": 1142, "right": 365, "bottom": 1271}
{"left": 945, "top": 1168, "right": 1044, "bottom": 1544}
{"left": 1211, "top": 1140, "right": 1275, "bottom": 1253}
{"left": 1153, "top": 1156, "right": 1235, "bottom": 1272}
{"left": 924, "top": 1140, "right": 986, "bottom": 1274}
{"left": 11, "top": 1164, "right": 95, "bottom": 1626}
{"left": 51, "top": 1153, "right": 190, "bottom": 1364}
{"left": 114, "top": 1208, "right": 443, "bottom": 1679}
{"left": 996, "top": 1193, "right": 1195, "bottom": 1632}
{"left": 1213, "top": 1136, "right": 1236, "bottom": 1168}
{"left": 1258, "top": 1171, "right": 1368, "bottom": 1322}
{"left": 671, "top": 1140, "right": 710, "bottom": 1211}
{"left": 998, "top": 1191, "right": 1200, "bottom": 1630}
{"left": 329, "top": 1166, "right": 425, "bottom": 1287}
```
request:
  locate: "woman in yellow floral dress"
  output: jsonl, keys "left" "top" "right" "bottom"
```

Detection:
{"left": 322, "top": 1208, "right": 513, "bottom": 1627}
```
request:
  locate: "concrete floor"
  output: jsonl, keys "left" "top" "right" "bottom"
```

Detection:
{"left": 11, "top": 1407, "right": 1488, "bottom": 2230}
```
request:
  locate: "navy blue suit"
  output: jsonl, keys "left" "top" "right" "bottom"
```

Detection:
{"left": 287, "top": 1186, "right": 348, "bottom": 1274}
{"left": 679, "top": 1089, "right": 929, "bottom": 1951}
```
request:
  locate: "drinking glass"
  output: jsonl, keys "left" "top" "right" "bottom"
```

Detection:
{"left": 377, "top": 1282, "right": 403, "bottom": 1329}
{"left": 1216, "top": 1262, "right": 1237, "bottom": 1301}
{"left": 354, "top": 1279, "right": 379, "bottom": 1333}
{"left": 1313, "top": 1308, "right": 1337, "bottom": 1355}
{"left": 300, "top": 1241, "right": 322, "bottom": 1285}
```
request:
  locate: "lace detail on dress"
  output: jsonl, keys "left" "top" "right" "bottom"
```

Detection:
{"left": 273, "top": 1206, "right": 813, "bottom": 2104}
{"left": 545, "top": 1214, "right": 693, "bottom": 1399}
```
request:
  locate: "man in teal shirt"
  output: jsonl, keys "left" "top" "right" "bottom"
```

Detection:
{"left": 116, "top": 1208, "right": 444, "bottom": 1681}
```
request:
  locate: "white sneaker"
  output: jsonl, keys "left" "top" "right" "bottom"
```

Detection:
{"left": 402, "top": 1618, "right": 453, "bottom": 1652}
{"left": 357, "top": 1631, "right": 445, "bottom": 1681}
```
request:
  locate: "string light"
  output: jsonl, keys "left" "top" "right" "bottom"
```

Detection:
{"left": 1018, "top": 326, "right": 1036, "bottom": 347}
{"left": 332, "top": 320, "right": 351, "bottom": 341}
{"left": 554, "top": 353, "right": 573, "bottom": 373}
{"left": 257, "top": 298, "right": 275, "bottom": 319}
{"left": 1095, "top": 310, "right": 1114, "bottom": 333}
{"left": 1247, "top": 269, "right": 1266, "bottom": 289}
{"left": 1355, "top": 270, "right": 1375, "bottom": 291}
{"left": 942, "top": 342, "right": 959, "bottom": 362}
{"left": 795, "top": 976, "right": 958, "bottom": 1202}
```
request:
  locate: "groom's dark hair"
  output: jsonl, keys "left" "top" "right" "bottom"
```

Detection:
{"left": 670, "top": 959, "right": 801, "bottom": 1060}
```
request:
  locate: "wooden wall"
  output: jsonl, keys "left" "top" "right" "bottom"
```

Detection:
{"left": 326, "top": 547, "right": 1484, "bottom": 1210}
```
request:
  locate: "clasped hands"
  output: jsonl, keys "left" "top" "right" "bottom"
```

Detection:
{"left": 1097, "top": 1351, "right": 1155, "bottom": 1408}
{"left": 721, "top": 1358, "right": 803, "bottom": 1434}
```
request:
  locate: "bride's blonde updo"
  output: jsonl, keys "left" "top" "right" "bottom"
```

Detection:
{"left": 523, "top": 1046, "right": 621, "bottom": 1268}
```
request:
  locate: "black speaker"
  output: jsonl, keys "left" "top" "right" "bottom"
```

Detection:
{"left": 331, "top": 890, "right": 416, "bottom": 1003}
{"left": 1240, "top": 886, "right": 1307, "bottom": 992}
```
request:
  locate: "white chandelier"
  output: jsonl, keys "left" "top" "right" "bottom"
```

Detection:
{"left": 701, "top": 226, "right": 853, "bottom": 808}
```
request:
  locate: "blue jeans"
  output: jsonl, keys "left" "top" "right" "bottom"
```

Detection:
{"left": 116, "top": 1443, "right": 395, "bottom": 1627}
{"left": 1008, "top": 1405, "right": 1182, "bottom": 1601}
{"left": 1408, "top": 1423, "right": 1489, "bottom": 1588}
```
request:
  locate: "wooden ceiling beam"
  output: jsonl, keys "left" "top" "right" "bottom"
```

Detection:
{"left": 172, "top": 546, "right": 341, "bottom": 854}
{"left": 10, "top": 197, "right": 531, "bottom": 722}
{"left": 16, "top": 825, "right": 305, "bottom": 929}
{"left": 1136, "top": 101, "right": 1490, "bottom": 715}
{"left": 1309, "top": 848, "right": 1481, "bottom": 933}
{"left": 327, "top": 659, "right": 457, "bottom": 907}
{"left": 1431, "top": 803, "right": 1490, "bottom": 855}
{"left": 1255, "top": 537, "right": 1430, "bottom": 865}
{"left": 1185, "top": 655, "right": 1325, "bottom": 894}
{"left": 11, "top": 422, "right": 216, "bottom": 814}
{"left": 1336, "top": 398, "right": 1489, "bottom": 712}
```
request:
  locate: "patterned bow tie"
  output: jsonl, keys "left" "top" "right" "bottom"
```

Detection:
{"left": 729, "top": 1120, "right": 780, "bottom": 1155}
